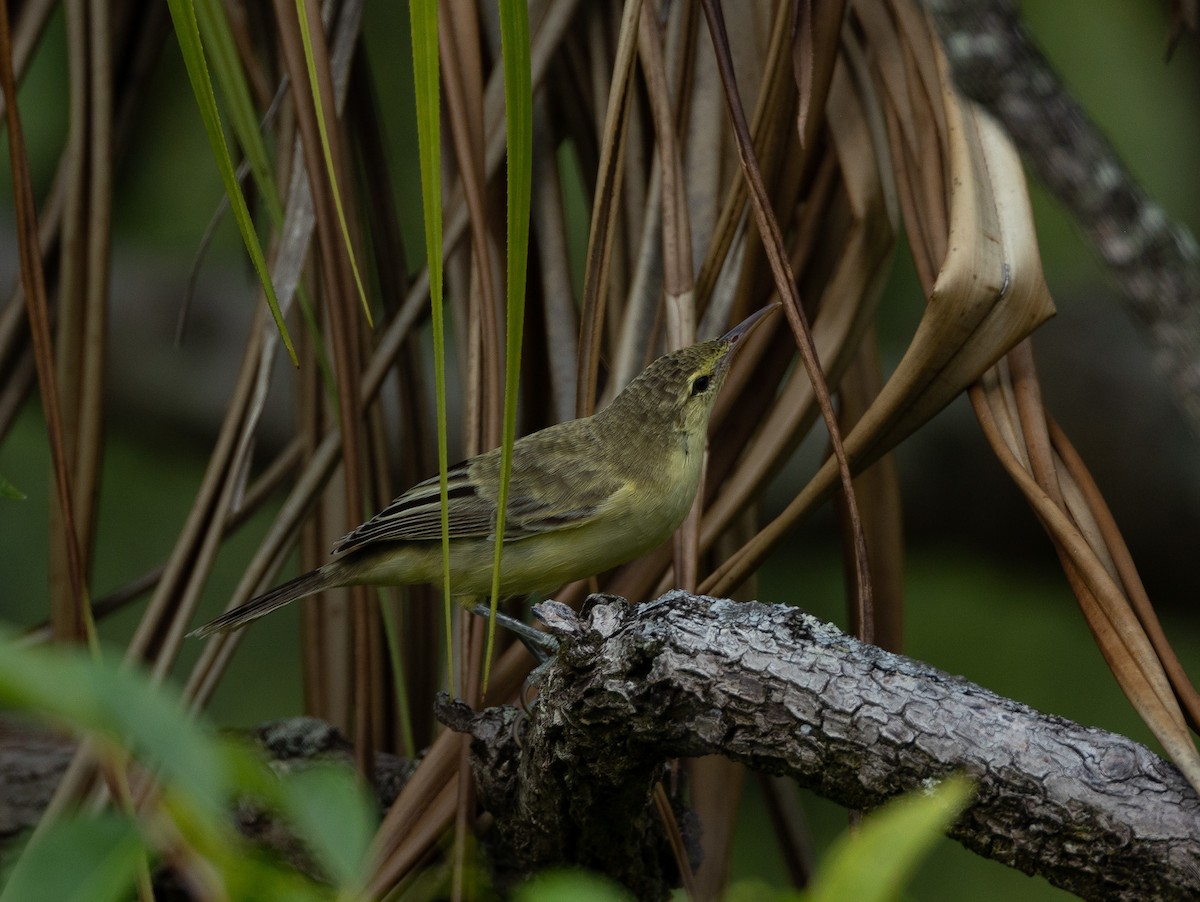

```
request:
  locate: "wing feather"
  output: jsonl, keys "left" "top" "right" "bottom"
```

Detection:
{"left": 332, "top": 421, "right": 627, "bottom": 555}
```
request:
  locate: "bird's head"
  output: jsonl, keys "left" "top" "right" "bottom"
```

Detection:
{"left": 604, "top": 304, "right": 780, "bottom": 436}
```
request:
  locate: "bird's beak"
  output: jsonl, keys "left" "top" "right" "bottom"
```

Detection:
{"left": 719, "top": 302, "right": 780, "bottom": 351}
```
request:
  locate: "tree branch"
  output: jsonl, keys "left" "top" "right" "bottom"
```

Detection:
{"left": 442, "top": 592, "right": 1200, "bottom": 901}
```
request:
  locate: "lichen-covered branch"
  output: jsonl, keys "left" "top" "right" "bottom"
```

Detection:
{"left": 443, "top": 592, "right": 1200, "bottom": 901}
{"left": 922, "top": 0, "right": 1200, "bottom": 437}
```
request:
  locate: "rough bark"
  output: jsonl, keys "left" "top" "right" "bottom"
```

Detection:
{"left": 442, "top": 592, "right": 1200, "bottom": 901}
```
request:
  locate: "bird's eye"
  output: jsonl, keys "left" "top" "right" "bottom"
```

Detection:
{"left": 690, "top": 374, "right": 711, "bottom": 396}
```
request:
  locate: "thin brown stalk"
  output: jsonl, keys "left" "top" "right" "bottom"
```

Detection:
{"left": 127, "top": 306, "right": 268, "bottom": 664}
{"left": 50, "top": 0, "right": 90, "bottom": 640}
{"left": 369, "top": 776, "right": 459, "bottom": 897}
{"left": 758, "top": 772, "right": 814, "bottom": 889}
{"left": 441, "top": 0, "right": 502, "bottom": 447}
{"left": 837, "top": 333, "right": 904, "bottom": 651}
{"left": 74, "top": 0, "right": 113, "bottom": 623}
{"left": 530, "top": 95, "right": 579, "bottom": 423}
{"left": 0, "top": 126, "right": 65, "bottom": 409}
{"left": 21, "top": 436, "right": 304, "bottom": 645}
{"left": 276, "top": 0, "right": 372, "bottom": 773}
{"left": 575, "top": 0, "right": 643, "bottom": 417}
{"left": 0, "top": 0, "right": 89, "bottom": 640}
{"left": 692, "top": 0, "right": 793, "bottom": 314}
{"left": 699, "top": 0, "right": 873, "bottom": 638}
{"left": 653, "top": 781, "right": 698, "bottom": 901}
{"left": 1007, "top": 343, "right": 1200, "bottom": 734}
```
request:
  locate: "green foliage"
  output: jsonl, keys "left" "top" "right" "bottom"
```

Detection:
{"left": 0, "top": 635, "right": 375, "bottom": 898}
{"left": 0, "top": 638, "right": 221, "bottom": 807}
{"left": 515, "top": 869, "right": 634, "bottom": 902}
{"left": 723, "top": 777, "right": 973, "bottom": 902}
{"left": 407, "top": 0, "right": 454, "bottom": 692}
{"left": 193, "top": 0, "right": 284, "bottom": 226}
{"left": 275, "top": 766, "right": 376, "bottom": 888}
{"left": 484, "top": 0, "right": 533, "bottom": 692}
{"left": 165, "top": 0, "right": 298, "bottom": 365}
{"left": 1, "top": 812, "right": 144, "bottom": 902}
{"left": 802, "top": 776, "right": 974, "bottom": 902}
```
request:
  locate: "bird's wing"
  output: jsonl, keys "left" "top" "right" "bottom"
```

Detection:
{"left": 331, "top": 422, "right": 626, "bottom": 554}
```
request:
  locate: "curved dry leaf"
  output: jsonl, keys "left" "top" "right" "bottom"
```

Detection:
{"left": 703, "top": 7, "right": 1053, "bottom": 594}
{"left": 1047, "top": 417, "right": 1200, "bottom": 731}
{"left": 971, "top": 373, "right": 1200, "bottom": 795}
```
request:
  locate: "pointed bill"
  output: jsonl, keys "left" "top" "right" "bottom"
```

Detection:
{"left": 720, "top": 302, "right": 781, "bottom": 350}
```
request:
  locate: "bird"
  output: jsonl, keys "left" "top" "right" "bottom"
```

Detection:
{"left": 189, "top": 304, "right": 778, "bottom": 638}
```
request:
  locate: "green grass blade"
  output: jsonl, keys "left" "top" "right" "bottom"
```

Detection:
{"left": 194, "top": 0, "right": 284, "bottom": 226}
{"left": 408, "top": 0, "right": 452, "bottom": 693}
{"left": 166, "top": 0, "right": 298, "bottom": 366}
{"left": 483, "top": 0, "right": 533, "bottom": 694}
{"left": 293, "top": 0, "right": 374, "bottom": 328}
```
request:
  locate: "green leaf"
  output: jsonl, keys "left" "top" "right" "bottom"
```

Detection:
{"left": 408, "top": 0, "right": 453, "bottom": 693}
{"left": 166, "top": 0, "right": 298, "bottom": 365}
{"left": 515, "top": 869, "right": 634, "bottom": 902}
{"left": 725, "top": 880, "right": 803, "bottom": 902}
{"left": 194, "top": 0, "right": 284, "bottom": 226}
{"left": 277, "top": 765, "right": 376, "bottom": 889}
{"left": 805, "top": 776, "right": 975, "bottom": 902}
{"left": 0, "top": 812, "right": 144, "bottom": 902}
{"left": 0, "top": 638, "right": 224, "bottom": 810}
{"left": 483, "top": 0, "right": 533, "bottom": 694}
{"left": 0, "top": 472, "right": 24, "bottom": 500}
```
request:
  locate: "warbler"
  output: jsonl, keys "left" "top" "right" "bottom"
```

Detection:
{"left": 190, "top": 304, "right": 778, "bottom": 637}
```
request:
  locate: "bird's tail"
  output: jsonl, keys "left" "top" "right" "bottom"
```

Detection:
{"left": 188, "top": 567, "right": 336, "bottom": 638}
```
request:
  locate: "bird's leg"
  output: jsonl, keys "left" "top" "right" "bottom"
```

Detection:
{"left": 468, "top": 603, "right": 557, "bottom": 731}
{"left": 467, "top": 603, "right": 559, "bottom": 664}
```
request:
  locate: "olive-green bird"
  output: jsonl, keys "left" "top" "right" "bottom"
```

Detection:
{"left": 190, "top": 305, "right": 777, "bottom": 638}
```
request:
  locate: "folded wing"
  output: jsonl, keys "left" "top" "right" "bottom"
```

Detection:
{"left": 332, "top": 423, "right": 627, "bottom": 554}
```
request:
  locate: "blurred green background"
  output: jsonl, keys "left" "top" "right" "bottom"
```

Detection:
{"left": 1, "top": 2, "right": 1197, "bottom": 899}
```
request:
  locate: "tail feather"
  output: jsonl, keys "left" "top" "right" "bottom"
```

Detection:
{"left": 188, "top": 567, "right": 335, "bottom": 638}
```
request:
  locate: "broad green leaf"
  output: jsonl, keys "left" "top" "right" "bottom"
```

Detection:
{"left": 515, "top": 869, "right": 633, "bottom": 902}
{"left": 166, "top": 0, "right": 298, "bottom": 365}
{"left": 408, "top": 0, "right": 453, "bottom": 692}
{"left": 277, "top": 765, "right": 376, "bottom": 889}
{"left": 725, "top": 881, "right": 803, "bottom": 902}
{"left": 0, "top": 638, "right": 223, "bottom": 809}
{"left": 483, "top": 0, "right": 533, "bottom": 694}
{"left": 805, "top": 776, "right": 974, "bottom": 902}
{"left": 0, "top": 812, "right": 144, "bottom": 902}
